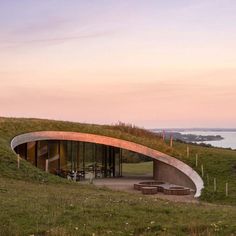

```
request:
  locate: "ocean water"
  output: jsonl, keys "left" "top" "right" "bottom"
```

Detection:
{"left": 180, "top": 131, "right": 236, "bottom": 149}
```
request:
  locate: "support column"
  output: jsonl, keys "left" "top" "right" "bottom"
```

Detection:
{"left": 45, "top": 159, "right": 49, "bottom": 172}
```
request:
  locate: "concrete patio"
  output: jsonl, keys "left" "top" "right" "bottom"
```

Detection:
{"left": 83, "top": 176, "right": 198, "bottom": 203}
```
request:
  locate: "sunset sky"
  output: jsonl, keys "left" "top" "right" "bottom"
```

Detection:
{"left": 1, "top": 0, "right": 236, "bottom": 128}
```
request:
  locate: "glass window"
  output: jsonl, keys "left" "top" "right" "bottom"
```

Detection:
{"left": 37, "top": 140, "right": 48, "bottom": 170}
{"left": 84, "top": 142, "right": 95, "bottom": 174}
{"left": 15, "top": 140, "right": 123, "bottom": 180}
{"left": 78, "top": 142, "right": 84, "bottom": 171}
{"left": 95, "top": 144, "right": 103, "bottom": 178}
{"left": 71, "top": 141, "right": 78, "bottom": 172}
{"left": 60, "top": 140, "right": 69, "bottom": 173}
{"left": 15, "top": 143, "right": 27, "bottom": 160}
{"left": 27, "top": 142, "right": 36, "bottom": 166}
{"left": 115, "top": 147, "right": 121, "bottom": 177}
{"left": 48, "top": 140, "right": 59, "bottom": 174}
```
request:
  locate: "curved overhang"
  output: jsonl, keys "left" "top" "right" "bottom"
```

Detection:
{"left": 11, "top": 131, "right": 204, "bottom": 197}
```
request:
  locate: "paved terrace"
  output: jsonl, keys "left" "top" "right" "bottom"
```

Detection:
{"left": 83, "top": 177, "right": 198, "bottom": 203}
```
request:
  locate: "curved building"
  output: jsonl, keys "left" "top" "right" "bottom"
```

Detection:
{"left": 11, "top": 131, "right": 203, "bottom": 197}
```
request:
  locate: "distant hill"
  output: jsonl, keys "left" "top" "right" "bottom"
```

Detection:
{"left": 151, "top": 131, "right": 224, "bottom": 143}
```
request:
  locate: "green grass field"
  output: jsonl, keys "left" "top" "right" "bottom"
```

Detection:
{"left": 1, "top": 117, "right": 236, "bottom": 235}
{"left": 122, "top": 161, "right": 153, "bottom": 176}
{"left": 1, "top": 177, "right": 236, "bottom": 235}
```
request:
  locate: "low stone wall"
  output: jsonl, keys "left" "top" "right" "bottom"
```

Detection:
{"left": 134, "top": 182, "right": 165, "bottom": 192}
{"left": 163, "top": 187, "right": 190, "bottom": 195}
{"left": 134, "top": 182, "right": 191, "bottom": 196}
{"left": 141, "top": 187, "right": 158, "bottom": 195}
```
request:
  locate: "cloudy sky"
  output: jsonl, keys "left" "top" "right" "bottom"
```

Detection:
{"left": 0, "top": 0, "right": 236, "bottom": 128}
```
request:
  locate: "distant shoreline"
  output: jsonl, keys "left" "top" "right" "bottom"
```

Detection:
{"left": 152, "top": 131, "right": 224, "bottom": 143}
{"left": 151, "top": 129, "right": 236, "bottom": 150}
{"left": 151, "top": 128, "right": 236, "bottom": 132}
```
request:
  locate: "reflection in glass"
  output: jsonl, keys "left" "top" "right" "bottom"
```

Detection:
{"left": 15, "top": 140, "right": 123, "bottom": 180}
{"left": 15, "top": 143, "right": 27, "bottom": 160}
{"left": 48, "top": 140, "right": 59, "bottom": 174}
{"left": 37, "top": 141, "right": 48, "bottom": 170}
{"left": 27, "top": 142, "right": 36, "bottom": 166}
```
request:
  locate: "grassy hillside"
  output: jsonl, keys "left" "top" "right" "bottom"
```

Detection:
{"left": 1, "top": 117, "right": 236, "bottom": 235}
{"left": 1, "top": 177, "right": 236, "bottom": 236}
{"left": 1, "top": 117, "right": 236, "bottom": 204}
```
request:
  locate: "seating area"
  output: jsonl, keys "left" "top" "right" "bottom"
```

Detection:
{"left": 163, "top": 186, "right": 190, "bottom": 195}
{"left": 141, "top": 186, "right": 158, "bottom": 195}
{"left": 55, "top": 169, "right": 85, "bottom": 181}
{"left": 134, "top": 181, "right": 191, "bottom": 195}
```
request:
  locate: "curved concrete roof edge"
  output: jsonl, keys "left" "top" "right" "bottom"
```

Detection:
{"left": 11, "top": 131, "right": 204, "bottom": 198}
